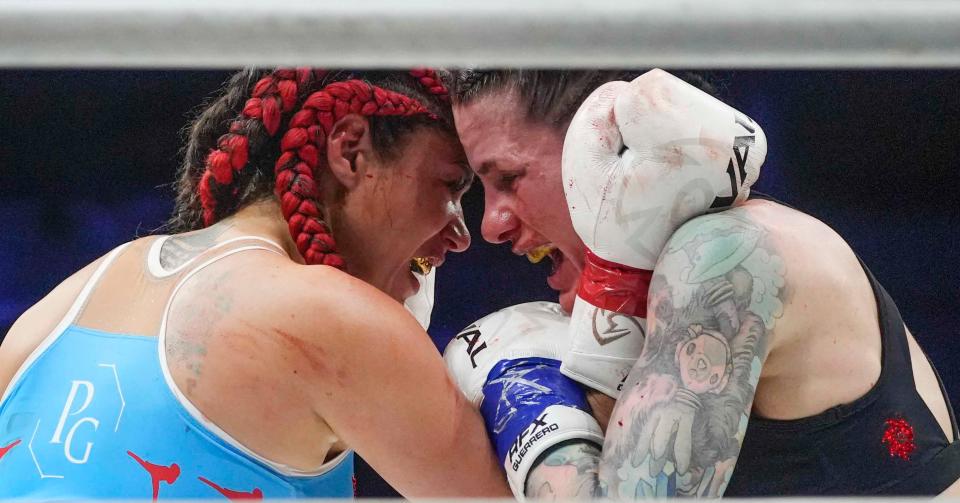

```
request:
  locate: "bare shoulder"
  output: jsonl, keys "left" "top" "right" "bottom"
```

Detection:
{"left": 701, "top": 200, "right": 883, "bottom": 418}
{"left": 656, "top": 203, "right": 821, "bottom": 365}
{"left": 658, "top": 205, "right": 790, "bottom": 340}
{"left": 708, "top": 201, "right": 876, "bottom": 315}
{"left": 0, "top": 244, "right": 127, "bottom": 393}
{"left": 705, "top": 200, "right": 875, "bottom": 333}
{"left": 735, "top": 200, "right": 867, "bottom": 282}
{"left": 281, "top": 264, "right": 437, "bottom": 382}
{"left": 182, "top": 256, "right": 430, "bottom": 387}
{"left": 260, "top": 260, "right": 422, "bottom": 344}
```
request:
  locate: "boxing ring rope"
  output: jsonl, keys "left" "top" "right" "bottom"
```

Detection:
{"left": 2, "top": 0, "right": 960, "bottom": 68}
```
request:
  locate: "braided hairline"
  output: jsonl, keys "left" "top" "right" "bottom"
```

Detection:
{"left": 198, "top": 69, "right": 316, "bottom": 226}
{"left": 410, "top": 68, "right": 450, "bottom": 103}
{"left": 198, "top": 68, "right": 448, "bottom": 269}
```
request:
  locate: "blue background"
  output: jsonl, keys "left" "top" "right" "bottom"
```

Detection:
{"left": 1, "top": 70, "right": 958, "bottom": 496}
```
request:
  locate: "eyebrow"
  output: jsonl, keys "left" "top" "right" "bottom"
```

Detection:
{"left": 476, "top": 160, "right": 498, "bottom": 176}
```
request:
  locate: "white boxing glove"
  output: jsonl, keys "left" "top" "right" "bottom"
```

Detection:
{"left": 403, "top": 267, "right": 435, "bottom": 330}
{"left": 443, "top": 302, "right": 603, "bottom": 499}
{"left": 561, "top": 69, "right": 766, "bottom": 397}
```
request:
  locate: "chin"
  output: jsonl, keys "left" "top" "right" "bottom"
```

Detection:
{"left": 556, "top": 265, "right": 581, "bottom": 314}
{"left": 548, "top": 248, "right": 582, "bottom": 314}
{"left": 559, "top": 287, "right": 578, "bottom": 314}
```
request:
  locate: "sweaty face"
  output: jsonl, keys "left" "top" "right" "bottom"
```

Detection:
{"left": 454, "top": 91, "right": 585, "bottom": 312}
{"left": 335, "top": 128, "right": 472, "bottom": 302}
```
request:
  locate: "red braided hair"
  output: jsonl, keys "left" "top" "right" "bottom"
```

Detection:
{"left": 198, "top": 69, "right": 320, "bottom": 224}
{"left": 409, "top": 68, "right": 449, "bottom": 103}
{"left": 198, "top": 68, "right": 445, "bottom": 269}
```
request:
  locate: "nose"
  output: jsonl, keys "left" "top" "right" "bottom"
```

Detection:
{"left": 444, "top": 203, "right": 471, "bottom": 253}
{"left": 481, "top": 191, "right": 519, "bottom": 244}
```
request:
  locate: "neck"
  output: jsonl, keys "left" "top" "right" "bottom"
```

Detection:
{"left": 215, "top": 199, "right": 304, "bottom": 264}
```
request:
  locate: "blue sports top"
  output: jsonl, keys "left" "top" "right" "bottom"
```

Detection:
{"left": 0, "top": 237, "right": 354, "bottom": 499}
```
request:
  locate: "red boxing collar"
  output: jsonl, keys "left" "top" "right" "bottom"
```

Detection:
{"left": 577, "top": 249, "right": 652, "bottom": 318}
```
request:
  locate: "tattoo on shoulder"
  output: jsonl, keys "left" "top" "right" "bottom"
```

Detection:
{"left": 601, "top": 211, "right": 786, "bottom": 498}
{"left": 159, "top": 223, "right": 234, "bottom": 270}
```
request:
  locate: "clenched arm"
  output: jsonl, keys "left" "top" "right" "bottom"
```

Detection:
{"left": 281, "top": 268, "right": 511, "bottom": 498}
{"left": 526, "top": 211, "right": 786, "bottom": 498}
{"left": 602, "top": 211, "right": 784, "bottom": 497}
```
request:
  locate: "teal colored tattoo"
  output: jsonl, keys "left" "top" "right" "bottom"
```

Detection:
{"left": 526, "top": 440, "right": 603, "bottom": 500}
{"left": 600, "top": 210, "right": 785, "bottom": 498}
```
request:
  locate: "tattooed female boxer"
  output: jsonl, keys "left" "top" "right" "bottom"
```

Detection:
{"left": 0, "top": 69, "right": 508, "bottom": 499}
{"left": 444, "top": 69, "right": 960, "bottom": 497}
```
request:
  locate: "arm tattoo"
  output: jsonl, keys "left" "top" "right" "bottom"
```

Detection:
{"left": 526, "top": 440, "right": 604, "bottom": 500}
{"left": 600, "top": 211, "right": 786, "bottom": 498}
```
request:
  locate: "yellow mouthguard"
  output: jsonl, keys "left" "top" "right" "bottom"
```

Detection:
{"left": 411, "top": 257, "right": 432, "bottom": 275}
{"left": 526, "top": 246, "right": 554, "bottom": 264}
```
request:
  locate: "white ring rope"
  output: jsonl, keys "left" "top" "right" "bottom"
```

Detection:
{"left": 1, "top": 0, "right": 960, "bottom": 68}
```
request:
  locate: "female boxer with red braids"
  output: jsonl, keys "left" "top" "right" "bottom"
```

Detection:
{"left": 0, "top": 68, "right": 509, "bottom": 499}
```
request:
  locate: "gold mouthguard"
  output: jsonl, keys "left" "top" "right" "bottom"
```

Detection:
{"left": 526, "top": 245, "right": 554, "bottom": 264}
{"left": 411, "top": 257, "right": 432, "bottom": 275}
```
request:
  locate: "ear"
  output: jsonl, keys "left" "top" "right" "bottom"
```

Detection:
{"left": 326, "top": 114, "right": 374, "bottom": 190}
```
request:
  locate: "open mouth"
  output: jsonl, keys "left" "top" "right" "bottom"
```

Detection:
{"left": 410, "top": 257, "right": 435, "bottom": 276}
{"left": 524, "top": 245, "right": 563, "bottom": 276}
{"left": 546, "top": 248, "right": 563, "bottom": 276}
{"left": 520, "top": 244, "right": 578, "bottom": 311}
{"left": 525, "top": 245, "right": 554, "bottom": 264}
